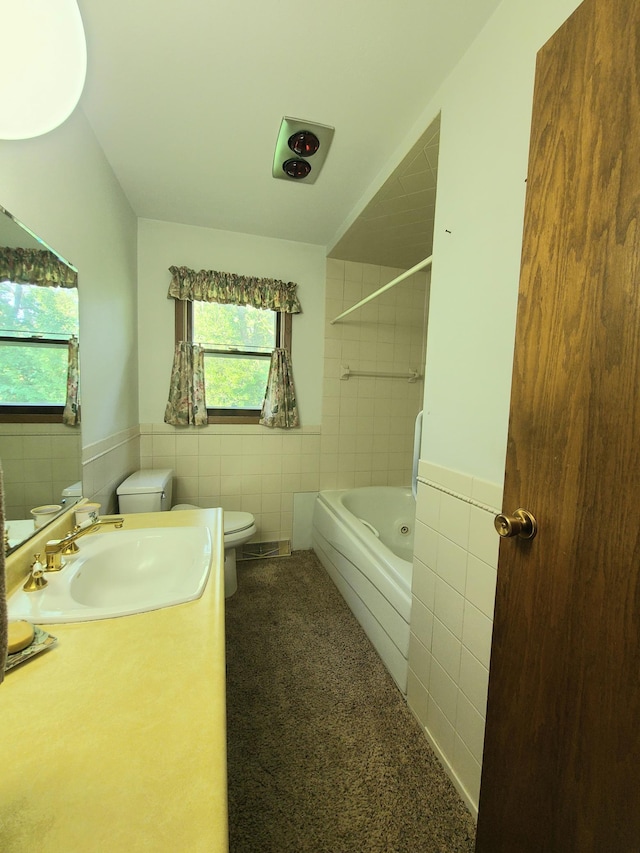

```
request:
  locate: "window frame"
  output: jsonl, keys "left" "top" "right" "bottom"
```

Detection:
{"left": 0, "top": 334, "right": 71, "bottom": 423}
{"left": 174, "top": 299, "right": 292, "bottom": 425}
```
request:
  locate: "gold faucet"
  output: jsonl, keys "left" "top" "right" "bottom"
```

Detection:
{"left": 44, "top": 517, "right": 124, "bottom": 571}
{"left": 23, "top": 554, "right": 48, "bottom": 592}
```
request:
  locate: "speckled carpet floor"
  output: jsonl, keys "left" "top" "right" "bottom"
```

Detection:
{"left": 225, "top": 549, "right": 476, "bottom": 853}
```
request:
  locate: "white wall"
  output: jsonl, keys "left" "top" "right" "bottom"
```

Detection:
{"left": 421, "top": 0, "right": 582, "bottom": 483}
{"left": 0, "top": 107, "right": 139, "bottom": 449}
{"left": 136, "top": 218, "right": 325, "bottom": 425}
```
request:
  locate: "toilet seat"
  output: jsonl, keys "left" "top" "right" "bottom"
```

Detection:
{"left": 171, "top": 505, "right": 256, "bottom": 538}
{"left": 170, "top": 504, "right": 256, "bottom": 598}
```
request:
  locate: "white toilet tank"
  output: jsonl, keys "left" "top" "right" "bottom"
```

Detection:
{"left": 117, "top": 469, "right": 174, "bottom": 514}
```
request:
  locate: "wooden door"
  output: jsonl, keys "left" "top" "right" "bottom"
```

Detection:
{"left": 475, "top": 1, "right": 640, "bottom": 850}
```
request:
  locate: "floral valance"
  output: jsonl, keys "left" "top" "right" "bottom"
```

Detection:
{"left": 0, "top": 247, "right": 77, "bottom": 288}
{"left": 168, "top": 265, "right": 302, "bottom": 313}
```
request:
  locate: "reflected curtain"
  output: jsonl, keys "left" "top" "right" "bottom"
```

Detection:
{"left": 0, "top": 246, "right": 79, "bottom": 428}
{"left": 62, "top": 336, "right": 80, "bottom": 426}
{"left": 0, "top": 247, "right": 77, "bottom": 288}
{"left": 164, "top": 342, "right": 207, "bottom": 427}
{"left": 259, "top": 348, "right": 299, "bottom": 429}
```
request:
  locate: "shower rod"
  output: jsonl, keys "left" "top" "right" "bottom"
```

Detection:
{"left": 330, "top": 254, "right": 432, "bottom": 325}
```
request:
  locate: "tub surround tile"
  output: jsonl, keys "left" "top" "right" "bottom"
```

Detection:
{"left": 456, "top": 693, "right": 486, "bottom": 766}
{"left": 434, "top": 577, "right": 465, "bottom": 639}
{"left": 427, "top": 696, "right": 456, "bottom": 760}
{"left": 453, "top": 736, "right": 482, "bottom": 815}
{"left": 411, "top": 554, "right": 436, "bottom": 609}
{"left": 465, "top": 554, "right": 498, "bottom": 619}
{"left": 429, "top": 657, "right": 459, "bottom": 727}
{"left": 408, "top": 633, "right": 432, "bottom": 690}
{"left": 431, "top": 617, "right": 462, "bottom": 682}
{"left": 459, "top": 647, "right": 489, "bottom": 717}
{"left": 416, "top": 481, "right": 440, "bottom": 528}
{"left": 471, "top": 476, "right": 503, "bottom": 510}
{"left": 410, "top": 463, "right": 502, "bottom": 816}
{"left": 435, "top": 535, "right": 468, "bottom": 594}
{"left": 439, "top": 492, "right": 471, "bottom": 550}
{"left": 468, "top": 504, "right": 500, "bottom": 567}
{"left": 462, "top": 601, "right": 493, "bottom": 669}
{"left": 409, "top": 597, "right": 434, "bottom": 650}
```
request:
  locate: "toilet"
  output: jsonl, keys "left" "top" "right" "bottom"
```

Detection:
{"left": 116, "top": 469, "right": 256, "bottom": 598}
{"left": 61, "top": 481, "right": 82, "bottom": 505}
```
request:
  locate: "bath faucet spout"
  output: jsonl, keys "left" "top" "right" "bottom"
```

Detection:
{"left": 44, "top": 516, "right": 124, "bottom": 570}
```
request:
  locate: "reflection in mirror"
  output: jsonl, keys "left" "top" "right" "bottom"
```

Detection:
{"left": 0, "top": 205, "right": 82, "bottom": 555}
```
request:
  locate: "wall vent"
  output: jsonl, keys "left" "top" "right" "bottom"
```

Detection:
{"left": 238, "top": 540, "right": 292, "bottom": 561}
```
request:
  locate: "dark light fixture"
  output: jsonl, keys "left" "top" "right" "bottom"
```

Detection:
{"left": 283, "top": 158, "right": 312, "bottom": 179}
{"left": 288, "top": 130, "right": 320, "bottom": 157}
{"left": 273, "top": 117, "right": 335, "bottom": 184}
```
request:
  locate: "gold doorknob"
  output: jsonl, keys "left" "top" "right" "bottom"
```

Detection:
{"left": 494, "top": 509, "right": 537, "bottom": 540}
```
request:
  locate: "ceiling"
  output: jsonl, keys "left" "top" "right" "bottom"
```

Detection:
{"left": 76, "top": 0, "right": 500, "bottom": 269}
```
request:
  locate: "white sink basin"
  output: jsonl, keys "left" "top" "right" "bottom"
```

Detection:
{"left": 8, "top": 526, "right": 213, "bottom": 623}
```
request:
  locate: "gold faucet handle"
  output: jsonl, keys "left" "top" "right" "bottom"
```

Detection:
{"left": 23, "top": 555, "right": 48, "bottom": 592}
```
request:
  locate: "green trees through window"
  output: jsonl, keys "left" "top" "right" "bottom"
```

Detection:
{"left": 193, "top": 302, "right": 276, "bottom": 411}
{"left": 0, "top": 281, "right": 79, "bottom": 406}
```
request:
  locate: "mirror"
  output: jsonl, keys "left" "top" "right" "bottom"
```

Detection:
{"left": 0, "top": 205, "right": 82, "bottom": 554}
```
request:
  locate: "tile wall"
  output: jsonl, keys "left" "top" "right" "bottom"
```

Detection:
{"left": 138, "top": 424, "right": 321, "bottom": 543}
{"left": 407, "top": 460, "right": 502, "bottom": 817}
{"left": 322, "top": 258, "right": 428, "bottom": 490}
{"left": 1, "top": 422, "right": 81, "bottom": 519}
{"left": 82, "top": 426, "right": 141, "bottom": 514}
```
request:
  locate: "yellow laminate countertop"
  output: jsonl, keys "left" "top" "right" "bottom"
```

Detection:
{"left": 0, "top": 509, "right": 227, "bottom": 853}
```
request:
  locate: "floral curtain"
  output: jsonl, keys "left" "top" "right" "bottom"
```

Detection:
{"left": 259, "top": 348, "right": 299, "bottom": 429}
{"left": 164, "top": 342, "right": 207, "bottom": 427}
{"left": 0, "top": 247, "right": 77, "bottom": 288}
{"left": 167, "top": 265, "right": 301, "bottom": 313}
{"left": 62, "top": 336, "right": 81, "bottom": 426}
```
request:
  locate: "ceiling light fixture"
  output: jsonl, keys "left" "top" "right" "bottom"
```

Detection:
{"left": 0, "top": 0, "right": 87, "bottom": 140}
{"left": 273, "top": 117, "right": 335, "bottom": 184}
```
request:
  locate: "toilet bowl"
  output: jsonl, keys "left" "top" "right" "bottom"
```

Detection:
{"left": 116, "top": 469, "right": 255, "bottom": 598}
{"left": 173, "top": 504, "right": 256, "bottom": 598}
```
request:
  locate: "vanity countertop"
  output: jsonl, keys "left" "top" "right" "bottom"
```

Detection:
{"left": 0, "top": 508, "right": 227, "bottom": 852}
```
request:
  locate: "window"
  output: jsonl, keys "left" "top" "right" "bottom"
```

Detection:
{"left": 175, "top": 299, "right": 291, "bottom": 424}
{"left": 0, "top": 280, "right": 79, "bottom": 421}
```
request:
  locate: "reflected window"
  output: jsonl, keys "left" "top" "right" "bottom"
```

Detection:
{"left": 0, "top": 280, "right": 79, "bottom": 415}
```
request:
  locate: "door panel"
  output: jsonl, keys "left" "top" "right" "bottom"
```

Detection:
{"left": 475, "top": 0, "right": 640, "bottom": 849}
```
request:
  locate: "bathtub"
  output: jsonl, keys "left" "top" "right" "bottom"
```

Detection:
{"left": 312, "top": 486, "right": 414, "bottom": 694}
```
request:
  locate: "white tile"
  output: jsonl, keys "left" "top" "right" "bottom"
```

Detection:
{"left": 456, "top": 691, "right": 486, "bottom": 763}
{"left": 431, "top": 617, "right": 461, "bottom": 681}
{"left": 459, "top": 647, "right": 489, "bottom": 717}
{"left": 413, "top": 520, "right": 438, "bottom": 572}
{"left": 471, "top": 476, "right": 503, "bottom": 511}
{"left": 462, "top": 602, "right": 493, "bottom": 668}
{"left": 416, "top": 482, "right": 440, "bottom": 528}
{"left": 465, "top": 554, "right": 497, "bottom": 619}
{"left": 439, "top": 492, "right": 470, "bottom": 549}
{"left": 435, "top": 534, "right": 467, "bottom": 594}
{"left": 429, "top": 658, "right": 459, "bottom": 727}
{"left": 453, "top": 735, "right": 482, "bottom": 811}
{"left": 408, "top": 632, "right": 432, "bottom": 689}
{"left": 411, "top": 555, "right": 436, "bottom": 610}
{"left": 407, "top": 668, "right": 430, "bottom": 727}
{"left": 468, "top": 505, "right": 499, "bottom": 567}
{"left": 427, "top": 696, "right": 456, "bottom": 762}
{"left": 434, "top": 577, "right": 465, "bottom": 638}
{"left": 423, "top": 463, "right": 473, "bottom": 496}
{"left": 410, "top": 598, "right": 433, "bottom": 650}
